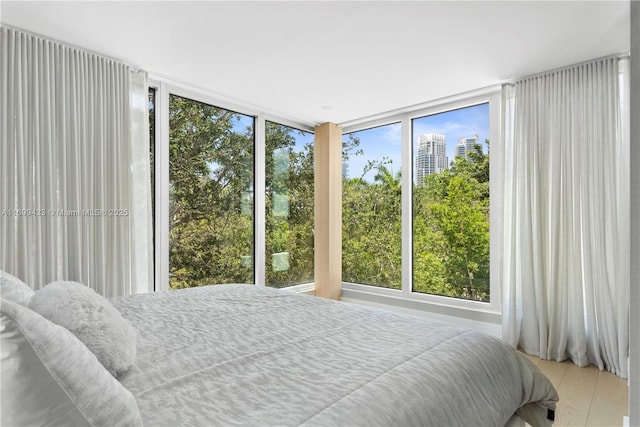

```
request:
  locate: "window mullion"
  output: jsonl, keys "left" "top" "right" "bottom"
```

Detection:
{"left": 155, "top": 81, "right": 170, "bottom": 292}
{"left": 401, "top": 115, "right": 412, "bottom": 296}
{"left": 255, "top": 115, "right": 266, "bottom": 286}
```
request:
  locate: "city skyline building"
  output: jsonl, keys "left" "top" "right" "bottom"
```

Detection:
{"left": 342, "top": 162, "right": 349, "bottom": 180}
{"left": 455, "top": 134, "right": 481, "bottom": 160}
{"left": 415, "top": 133, "right": 447, "bottom": 185}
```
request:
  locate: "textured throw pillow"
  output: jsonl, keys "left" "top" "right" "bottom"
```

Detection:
{"left": 29, "top": 281, "right": 137, "bottom": 376}
{"left": 0, "top": 270, "right": 34, "bottom": 305}
{"left": 0, "top": 298, "right": 143, "bottom": 427}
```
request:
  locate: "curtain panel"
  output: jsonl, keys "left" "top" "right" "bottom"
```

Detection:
{"left": 501, "top": 57, "right": 629, "bottom": 378}
{"left": 0, "top": 27, "right": 153, "bottom": 297}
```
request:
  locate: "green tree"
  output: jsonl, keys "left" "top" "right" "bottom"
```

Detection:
{"left": 167, "top": 93, "right": 490, "bottom": 300}
{"left": 168, "top": 95, "right": 254, "bottom": 289}
{"left": 429, "top": 175, "right": 489, "bottom": 299}
{"left": 413, "top": 140, "right": 490, "bottom": 300}
{"left": 342, "top": 165, "right": 402, "bottom": 288}
{"left": 450, "top": 140, "right": 490, "bottom": 201}
{"left": 265, "top": 122, "right": 314, "bottom": 287}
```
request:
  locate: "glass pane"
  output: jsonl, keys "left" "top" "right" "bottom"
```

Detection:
{"left": 412, "top": 103, "right": 490, "bottom": 301}
{"left": 169, "top": 94, "right": 254, "bottom": 289}
{"left": 342, "top": 123, "right": 402, "bottom": 289}
{"left": 148, "top": 88, "right": 156, "bottom": 290}
{"left": 148, "top": 88, "right": 156, "bottom": 201}
{"left": 265, "top": 122, "right": 314, "bottom": 287}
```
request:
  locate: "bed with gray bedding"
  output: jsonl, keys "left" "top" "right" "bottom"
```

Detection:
{"left": 114, "top": 284, "right": 558, "bottom": 426}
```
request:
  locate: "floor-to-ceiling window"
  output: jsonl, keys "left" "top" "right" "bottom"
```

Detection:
{"left": 168, "top": 94, "right": 254, "bottom": 289}
{"left": 341, "top": 90, "right": 499, "bottom": 314}
{"left": 265, "top": 122, "right": 314, "bottom": 288}
{"left": 412, "top": 103, "right": 490, "bottom": 301}
{"left": 153, "top": 81, "right": 498, "bottom": 311}
{"left": 342, "top": 123, "right": 402, "bottom": 289}
{"left": 150, "top": 85, "right": 315, "bottom": 291}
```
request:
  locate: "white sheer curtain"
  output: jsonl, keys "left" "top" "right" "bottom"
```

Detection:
{"left": 501, "top": 57, "right": 629, "bottom": 378}
{"left": 0, "top": 27, "right": 153, "bottom": 297}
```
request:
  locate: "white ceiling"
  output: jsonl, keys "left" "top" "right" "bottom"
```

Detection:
{"left": 1, "top": 1, "right": 631, "bottom": 126}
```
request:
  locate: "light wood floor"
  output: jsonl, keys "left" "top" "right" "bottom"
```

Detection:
{"left": 521, "top": 353, "right": 629, "bottom": 427}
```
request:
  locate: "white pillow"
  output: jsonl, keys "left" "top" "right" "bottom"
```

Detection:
{"left": 0, "top": 270, "right": 34, "bottom": 305}
{"left": 0, "top": 298, "right": 143, "bottom": 427}
{"left": 29, "top": 281, "right": 137, "bottom": 377}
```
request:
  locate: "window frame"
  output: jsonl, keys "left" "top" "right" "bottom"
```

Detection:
{"left": 149, "top": 78, "right": 314, "bottom": 291}
{"left": 148, "top": 86, "right": 157, "bottom": 291}
{"left": 264, "top": 120, "right": 316, "bottom": 288}
{"left": 341, "top": 121, "right": 403, "bottom": 290}
{"left": 150, "top": 77, "right": 502, "bottom": 319}
{"left": 341, "top": 87, "right": 502, "bottom": 320}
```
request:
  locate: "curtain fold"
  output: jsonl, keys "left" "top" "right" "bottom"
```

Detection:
{"left": 1, "top": 27, "right": 152, "bottom": 297}
{"left": 501, "top": 57, "right": 629, "bottom": 378}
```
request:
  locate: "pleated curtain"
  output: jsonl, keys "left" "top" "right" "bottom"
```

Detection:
{"left": 0, "top": 27, "right": 153, "bottom": 297}
{"left": 501, "top": 57, "right": 629, "bottom": 378}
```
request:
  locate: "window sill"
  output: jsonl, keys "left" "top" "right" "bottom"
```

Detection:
{"left": 280, "top": 282, "right": 315, "bottom": 295}
{"left": 282, "top": 282, "right": 502, "bottom": 337}
{"left": 340, "top": 282, "right": 501, "bottom": 335}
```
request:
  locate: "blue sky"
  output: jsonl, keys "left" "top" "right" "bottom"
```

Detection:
{"left": 344, "top": 123, "right": 402, "bottom": 182}
{"left": 226, "top": 102, "right": 490, "bottom": 184}
{"left": 231, "top": 116, "right": 314, "bottom": 152}
{"left": 345, "top": 103, "right": 490, "bottom": 183}
{"left": 291, "top": 128, "right": 314, "bottom": 151}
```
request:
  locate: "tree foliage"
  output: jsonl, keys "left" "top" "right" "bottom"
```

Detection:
{"left": 168, "top": 98, "right": 316, "bottom": 289}
{"left": 167, "top": 94, "right": 490, "bottom": 301}
{"left": 342, "top": 166, "right": 402, "bottom": 289}
{"left": 344, "top": 140, "right": 490, "bottom": 301}
{"left": 416, "top": 141, "right": 490, "bottom": 300}
{"left": 264, "top": 122, "right": 314, "bottom": 288}
{"left": 169, "top": 95, "right": 254, "bottom": 289}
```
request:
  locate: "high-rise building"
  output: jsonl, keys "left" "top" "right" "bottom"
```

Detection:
{"left": 455, "top": 134, "right": 480, "bottom": 160}
{"left": 455, "top": 139, "right": 467, "bottom": 158}
{"left": 415, "top": 133, "right": 447, "bottom": 185}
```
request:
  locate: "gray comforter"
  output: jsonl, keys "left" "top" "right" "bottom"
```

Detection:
{"left": 114, "top": 284, "right": 558, "bottom": 426}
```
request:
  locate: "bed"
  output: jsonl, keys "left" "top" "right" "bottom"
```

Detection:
{"left": 113, "top": 284, "right": 558, "bottom": 426}
{"left": 1, "top": 276, "right": 558, "bottom": 426}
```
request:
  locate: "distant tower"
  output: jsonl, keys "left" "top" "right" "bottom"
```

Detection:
{"left": 342, "top": 161, "right": 349, "bottom": 179}
{"left": 456, "top": 134, "right": 480, "bottom": 160}
{"left": 456, "top": 139, "right": 467, "bottom": 158}
{"left": 415, "top": 133, "right": 447, "bottom": 185}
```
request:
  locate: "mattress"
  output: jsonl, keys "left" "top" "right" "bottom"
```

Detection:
{"left": 114, "top": 284, "right": 558, "bottom": 426}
